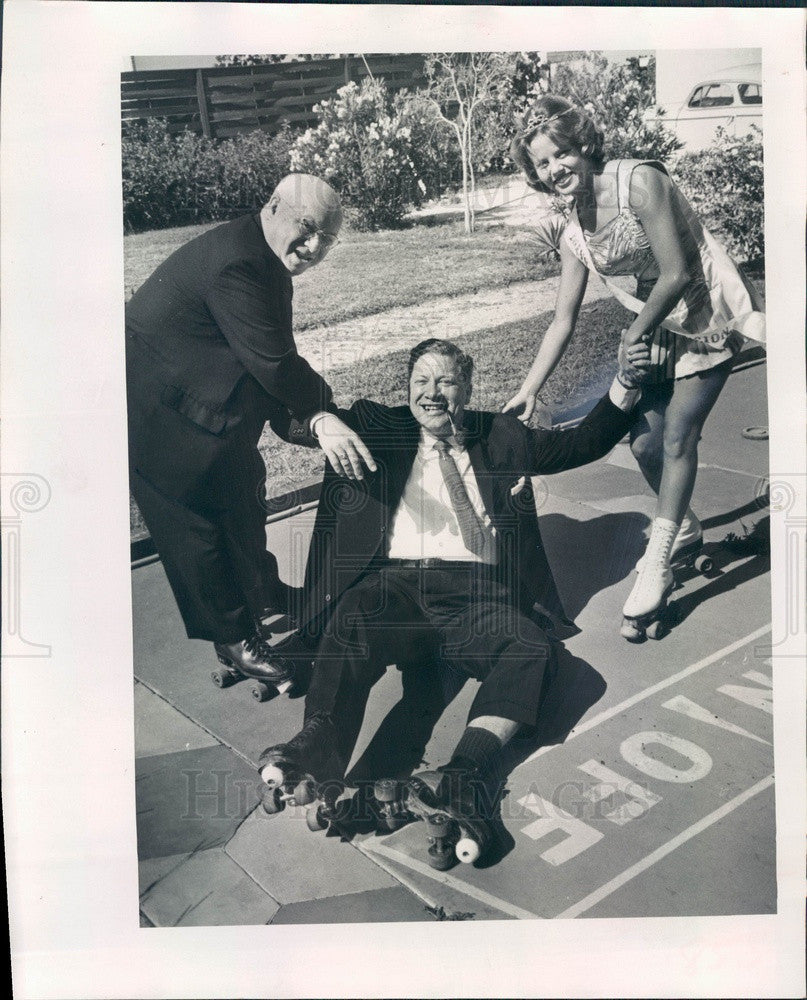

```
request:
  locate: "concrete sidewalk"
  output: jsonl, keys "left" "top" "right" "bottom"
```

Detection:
{"left": 132, "top": 360, "right": 772, "bottom": 926}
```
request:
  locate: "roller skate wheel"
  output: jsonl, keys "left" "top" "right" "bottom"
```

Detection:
{"left": 427, "top": 845, "right": 454, "bottom": 871}
{"left": 694, "top": 554, "right": 713, "bottom": 574}
{"left": 293, "top": 779, "right": 316, "bottom": 806}
{"left": 373, "top": 779, "right": 398, "bottom": 804}
{"left": 260, "top": 763, "right": 285, "bottom": 786}
{"left": 211, "top": 666, "right": 236, "bottom": 688}
{"left": 250, "top": 681, "right": 271, "bottom": 702}
{"left": 455, "top": 836, "right": 481, "bottom": 864}
{"left": 646, "top": 619, "right": 666, "bottom": 640}
{"left": 260, "top": 785, "right": 285, "bottom": 815}
{"left": 306, "top": 804, "right": 329, "bottom": 832}
{"left": 621, "top": 619, "right": 643, "bottom": 642}
{"left": 425, "top": 811, "right": 451, "bottom": 838}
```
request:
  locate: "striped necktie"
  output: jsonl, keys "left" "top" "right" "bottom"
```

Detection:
{"left": 433, "top": 440, "right": 487, "bottom": 557}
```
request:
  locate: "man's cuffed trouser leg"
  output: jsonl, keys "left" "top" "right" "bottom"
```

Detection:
{"left": 128, "top": 367, "right": 286, "bottom": 642}
{"left": 130, "top": 467, "right": 256, "bottom": 642}
{"left": 305, "top": 571, "right": 431, "bottom": 773}
{"left": 417, "top": 569, "right": 556, "bottom": 730}
{"left": 206, "top": 404, "right": 286, "bottom": 622}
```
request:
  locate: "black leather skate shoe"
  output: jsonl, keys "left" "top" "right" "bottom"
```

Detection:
{"left": 405, "top": 762, "right": 495, "bottom": 869}
{"left": 257, "top": 712, "right": 337, "bottom": 815}
{"left": 212, "top": 634, "right": 296, "bottom": 700}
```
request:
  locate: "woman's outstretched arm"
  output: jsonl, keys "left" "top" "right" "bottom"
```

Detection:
{"left": 503, "top": 236, "right": 589, "bottom": 422}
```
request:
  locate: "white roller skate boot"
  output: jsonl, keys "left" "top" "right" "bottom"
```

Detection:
{"left": 635, "top": 509, "right": 702, "bottom": 572}
{"left": 622, "top": 517, "right": 678, "bottom": 641}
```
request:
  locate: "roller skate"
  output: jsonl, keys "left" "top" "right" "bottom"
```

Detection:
{"left": 212, "top": 634, "right": 298, "bottom": 702}
{"left": 671, "top": 537, "right": 714, "bottom": 576}
{"left": 304, "top": 778, "right": 411, "bottom": 838}
{"left": 256, "top": 712, "right": 336, "bottom": 814}
{"left": 635, "top": 510, "right": 708, "bottom": 573}
{"left": 622, "top": 517, "right": 677, "bottom": 642}
{"left": 404, "top": 767, "right": 493, "bottom": 870}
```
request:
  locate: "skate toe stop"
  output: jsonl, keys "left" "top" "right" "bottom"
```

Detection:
{"left": 260, "top": 763, "right": 285, "bottom": 785}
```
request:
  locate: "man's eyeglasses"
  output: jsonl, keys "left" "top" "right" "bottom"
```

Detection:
{"left": 278, "top": 196, "right": 340, "bottom": 249}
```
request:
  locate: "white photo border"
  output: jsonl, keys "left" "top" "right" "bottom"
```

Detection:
{"left": 2, "top": 4, "right": 805, "bottom": 998}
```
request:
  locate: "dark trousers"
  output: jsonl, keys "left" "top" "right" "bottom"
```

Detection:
{"left": 128, "top": 374, "right": 281, "bottom": 643}
{"left": 130, "top": 464, "right": 280, "bottom": 642}
{"left": 305, "top": 565, "right": 556, "bottom": 774}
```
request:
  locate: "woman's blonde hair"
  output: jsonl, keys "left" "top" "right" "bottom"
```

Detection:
{"left": 510, "top": 95, "right": 605, "bottom": 192}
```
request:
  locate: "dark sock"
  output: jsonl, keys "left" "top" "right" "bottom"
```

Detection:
{"left": 447, "top": 726, "right": 503, "bottom": 777}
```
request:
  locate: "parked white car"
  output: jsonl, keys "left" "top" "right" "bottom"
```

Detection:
{"left": 643, "top": 66, "right": 762, "bottom": 151}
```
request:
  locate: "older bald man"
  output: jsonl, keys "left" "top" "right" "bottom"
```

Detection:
{"left": 126, "top": 173, "right": 373, "bottom": 688}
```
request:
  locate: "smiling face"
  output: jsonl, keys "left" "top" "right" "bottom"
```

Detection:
{"left": 408, "top": 352, "right": 471, "bottom": 438}
{"left": 262, "top": 174, "right": 342, "bottom": 275}
{"left": 527, "top": 132, "right": 594, "bottom": 200}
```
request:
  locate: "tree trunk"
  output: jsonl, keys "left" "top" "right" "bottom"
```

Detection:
{"left": 459, "top": 132, "right": 471, "bottom": 234}
{"left": 467, "top": 118, "right": 476, "bottom": 234}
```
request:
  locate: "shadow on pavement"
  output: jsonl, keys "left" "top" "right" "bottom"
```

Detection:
{"left": 542, "top": 494, "right": 771, "bottom": 625}
{"left": 541, "top": 511, "right": 649, "bottom": 620}
{"left": 672, "top": 515, "right": 770, "bottom": 628}
{"left": 701, "top": 491, "right": 770, "bottom": 530}
{"left": 346, "top": 650, "right": 461, "bottom": 784}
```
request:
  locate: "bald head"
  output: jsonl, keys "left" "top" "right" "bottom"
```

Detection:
{"left": 261, "top": 173, "right": 343, "bottom": 275}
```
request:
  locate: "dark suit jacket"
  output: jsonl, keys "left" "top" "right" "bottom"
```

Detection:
{"left": 126, "top": 214, "right": 331, "bottom": 501}
{"left": 296, "top": 392, "right": 633, "bottom": 632}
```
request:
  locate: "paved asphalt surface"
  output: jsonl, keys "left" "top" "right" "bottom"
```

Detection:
{"left": 132, "top": 358, "right": 774, "bottom": 926}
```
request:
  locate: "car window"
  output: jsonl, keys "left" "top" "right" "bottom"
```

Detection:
{"left": 688, "top": 83, "right": 734, "bottom": 109}
{"left": 688, "top": 86, "right": 706, "bottom": 108}
{"left": 738, "top": 82, "right": 762, "bottom": 105}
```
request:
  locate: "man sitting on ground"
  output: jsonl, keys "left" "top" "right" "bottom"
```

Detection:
{"left": 258, "top": 336, "right": 649, "bottom": 853}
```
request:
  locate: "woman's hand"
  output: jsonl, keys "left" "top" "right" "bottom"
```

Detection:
{"left": 502, "top": 388, "right": 538, "bottom": 424}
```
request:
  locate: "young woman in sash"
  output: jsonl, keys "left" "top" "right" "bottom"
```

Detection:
{"left": 505, "top": 95, "right": 765, "bottom": 640}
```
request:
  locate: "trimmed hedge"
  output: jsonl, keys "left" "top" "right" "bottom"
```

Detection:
{"left": 122, "top": 120, "right": 294, "bottom": 233}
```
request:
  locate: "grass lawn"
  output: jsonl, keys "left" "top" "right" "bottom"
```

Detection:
{"left": 124, "top": 217, "right": 557, "bottom": 330}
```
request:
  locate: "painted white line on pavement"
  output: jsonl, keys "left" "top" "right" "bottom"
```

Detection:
{"left": 520, "top": 624, "right": 773, "bottom": 768}
{"left": 363, "top": 625, "right": 774, "bottom": 923}
{"left": 363, "top": 840, "right": 541, "bottom": 921}
{"left": 554, "top": 774, "right": 775, "bottom": 919}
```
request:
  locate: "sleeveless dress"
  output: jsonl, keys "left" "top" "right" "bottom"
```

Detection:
{"left": 559, "top": 159, "right": 766, "bottom": 382}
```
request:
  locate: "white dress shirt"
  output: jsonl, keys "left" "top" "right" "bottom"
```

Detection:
{"left": 386, "top": 430, "right": 499, "bottom": 563}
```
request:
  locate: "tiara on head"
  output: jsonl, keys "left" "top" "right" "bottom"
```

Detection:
{"left": 520, "top": 107, "right": 572, "bottom": 138}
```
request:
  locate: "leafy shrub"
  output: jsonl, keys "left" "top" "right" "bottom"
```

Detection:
{"left": 672, "top": 127, "right": 764, "bottom": 263}
{"left": 122, "top": 119, "right": 294, "bottom": 232}
{"left": 392, "top": 90, "right": 463, "bottom": 202}
{"left": 550, "top": 53, "right": 682, "bottom": 163}
{"left": 290, "top": 79, "right": 425, "bottom": 230}
{"left": 209, "top": 125, "right": 295, "bottom": 217}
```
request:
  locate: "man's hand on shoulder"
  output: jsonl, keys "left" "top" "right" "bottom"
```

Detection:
{"left": 311, "top": 412, "right": 377, "bottom": 481}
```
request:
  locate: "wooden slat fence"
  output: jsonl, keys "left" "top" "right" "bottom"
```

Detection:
{"left": 121, "top": 54, "right": 428, "bottom": 139}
